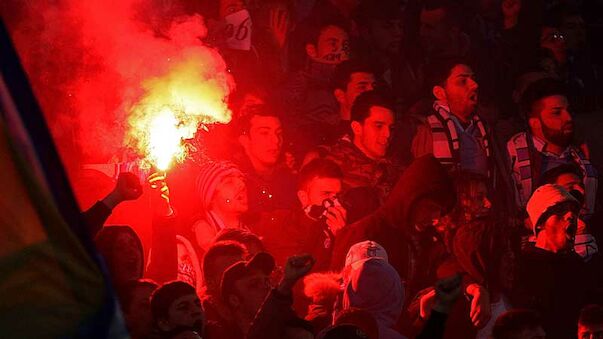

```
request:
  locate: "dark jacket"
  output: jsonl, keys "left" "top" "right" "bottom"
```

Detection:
{"left": 330, "top": 155, "right": 456, "bottom": 287}
{"left": 511, "top": 246, "right": 597, "bottom": 339}
{"left": 247, "top": 288, "right": 313, "bottom": 339}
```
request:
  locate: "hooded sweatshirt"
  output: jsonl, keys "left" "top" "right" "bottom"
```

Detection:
{"left": 343, "top": 258, "right": 406, "bottom": 339}
{"left": 331, "top": 155, "right": 456, "bottom": 287}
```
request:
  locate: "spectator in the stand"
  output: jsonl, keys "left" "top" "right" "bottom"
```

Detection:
{"left": 419, "top": 0, "right": 469, "bottom": 61}
{"left": 511, "top": 184, "right": 592, "bottom": 339}
{"left": 252, "top": 158, "right": 347, "bottom": 271}
{"left": 151, "top": 281, "right": 204, "bottom": 337}
{"left": 354, "top": 0, "right": 405, "bottom": 101}
{"left": 201, "top": 241, "right": 246, "bottom": 338}
{"left": 234, "top": 105, "right": 298, "bottom": 214}
{"left": 330, "top": 59, "right": 379, "bottom": 142}
{"left": 539, "top": 164, "right": 599, "bottom": 260}
{"left": 117, "top": 279, "right": 158, "bottom": 339}
{"left": 578, "top": 304, "right": 603, "bottom": 339}
{"left": 341, "top": 257, "right": 405, "bottom": 339}
{"left": 507, "top": 78, "right": 598, "bottom": 218}
{"left": 416, "top": 274, "right": 463, "bottom": 339}
{"left": 278, "top": 20, "right": 350, "bottom": 153}
{"left": 218, "top": 252, "right": 315, "bottom": 339}
{"left": 491, "top": 309, "right": 546, "bottom": 339}
{"left": 315, "top": 90, "right": 399, "bottom": 206}
{"left": 412, "top": 59, "right": 494, "bottom": 180}
{"left": 95, "top": 225, "right": 144, "bottom": 287}
{"left": 191, "top": 161, "right": 250, "bottom": 253}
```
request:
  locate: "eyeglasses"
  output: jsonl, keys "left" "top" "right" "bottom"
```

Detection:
{"left": 542, "top": 31, "right": 566, "bottom": 43}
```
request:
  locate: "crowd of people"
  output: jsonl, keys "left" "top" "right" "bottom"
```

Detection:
{"left": 83, "top": 0, "right": 603, "bottom": 338}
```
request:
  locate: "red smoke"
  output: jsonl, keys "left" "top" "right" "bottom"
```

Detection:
{"left": 1, "top": 0, "right": 231, "bottom": 165}
{"left": 1, "top": 1, "right": 233, "bottom": 246}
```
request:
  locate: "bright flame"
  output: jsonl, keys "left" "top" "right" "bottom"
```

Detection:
{"left": 127, "top": 51, "right": 233, "bottom": 171}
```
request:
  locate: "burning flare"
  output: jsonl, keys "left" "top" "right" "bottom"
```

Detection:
{"left": 126, "top": 52, "right": 233, "bottom": 171}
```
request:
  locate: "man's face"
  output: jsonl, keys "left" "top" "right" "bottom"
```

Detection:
{"left": 555, "top": 173, "right": 585, "bottom": 202}
{"left": 541, "top": 209, "right": 578, "bottom": 251}
{"left": 369, "top": 18, "right": 403, "bottom": 55}
{"left": 310, "top": 25, "right": 350, "bottom": 65}
{"left": 299, "top": 177, "right": 342, "bottom": 208}
{"left": 212, "top": 173, "right": 248, "bottom": 213}
{"left": 124, "top": 285, "right": 155, "bottom": 338}
{"left": 206, "top": 254, "right": 244, "bottom": 296}
{"left": 460, "top": 180, "right": 492, "bottom": 219}
{"left": 353, "top": 106, "right": 394, "bottom": 159}
{"left": 219, "top": 0, "right": 245, "bottom": 19}
{"left": 541, "top": 27, "right": 567, "bottom": 64}
{"left": 232, "top": 271, "right": 272, "bottom": 317}
{"left": 112, "top": 233, "right": 143, "bottom": 284}
{"left": 166, "top": 294, "right": 204, "bottom": 331}
{"left": 578, "top": 322, "right": 603, "bottom": 339}
{"left": 242, "top": 115, "right": 283, "bottom": 168}
{"left": 531, "top": 95, "right": 574, "bottom": 148}
{"left": 411, "top": 198, "right": 446, "bottom": 232}
{"left": 440, "top": 64, "right": 479, "bottom": 120}
{"left": 345, "top": 72, "right": 377, "bottom": 108}
{"left": 420, "top": 7, "right": 449, "bottom": 54}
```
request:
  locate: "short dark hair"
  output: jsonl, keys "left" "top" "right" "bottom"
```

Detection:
{"left": 421, "top": 0, "right": 464, "bottom": 28}
{"left": 579, "top": 304, "right": 603, "bottom": 326}
{"left": 519, "top": 77, "right": 567, "bottom": 119}
{"left": 151, "top": 281, "right": 197, "bottom": 322}
{"left": 332, "top": 59, "right": 377, "bottom": 92}
{"left": 350, "top": 90, "right": 394, "bottom": 124}
{"left": 116, "top": 279, "right": 158, "bottom": 313}
{"left": 304, "top": 20, "right": 349, "bottom": 47}
{"left": 298, "top": 158, "right": 344, "bottom": 190}
{"left": 202, "top": 241, "right": 247, "bottom": 285}
{"left": 424, "top": 57, "right": 470, "bottom": 89}
{"left": 236, "top": 103, "right": 281, "bottom": 136}
{"left": 491, "top": 309, "right": 543, "bottom": 339}
{"left": 538, "top": 164, "right": 584, "bottom": 187}
{"left": 213, "top": 229, "right": 265, "bottom": 253}
{"left": 354, "top": 0, "right": 404, "bottom": 28}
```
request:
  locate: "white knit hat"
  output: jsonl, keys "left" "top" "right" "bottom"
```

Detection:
{"left": 526, "top": 184, "right": 579, "bottom": 235}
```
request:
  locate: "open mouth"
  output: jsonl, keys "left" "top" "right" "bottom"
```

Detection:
{"left": 469, "top": 93, "right": 478, "bottom": 102}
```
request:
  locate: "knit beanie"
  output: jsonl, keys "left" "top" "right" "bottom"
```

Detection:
{"left": 195, "top": 161, "right": 243, "bottom": 210}
{"left": 527, "top": 184, "right": 579, "bottom": 234}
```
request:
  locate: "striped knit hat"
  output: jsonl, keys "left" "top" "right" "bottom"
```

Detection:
{"left": 196, "top": 161, "right": 243, "bottom": 210}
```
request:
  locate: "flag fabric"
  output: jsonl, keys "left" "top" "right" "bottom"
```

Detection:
{"left": 0, "top": 19, "right": 127, "bottom": 338}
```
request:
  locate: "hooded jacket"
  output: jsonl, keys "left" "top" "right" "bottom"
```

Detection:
{"left": 331, "top": 155, "right": 456, "bottom": 290}
{"left": 343, "top": 258, "right": 406, "bottom": 339}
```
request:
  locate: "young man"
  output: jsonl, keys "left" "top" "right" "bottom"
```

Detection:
{"left": 491, "top": 309, "right": 546, "bottom": 339}
{"left": 151, "top": 281, "right": 204, "bottom": 336}
{"left": 278, "top": 21, "right": 351, "bottom": 153}
{"left": 235, "top": 106, "right": 298, "bottom": 214}
{"left": 539, "top": 164, "right": 599, "bottom": 260}
{"left": 331, "top": 59, "right": 379, "bottom": 141}
{"left": 578, "top": 304, "right": 603, "bottom": 339}
{"left": 412, "top": 59, "right": 493, "bottom": 179}
{"left": 507, "top": 78, "right": 598, "bottom": 218}
{"left": 218, "top": 252, "right": 315, "bottom": 339}
{"left": 317, "top": 90, "right": 399, "bottom": 204}
{"left": 200, "top": 241, "right": 246, "bottom": 339}
{"left": 252, "top": 158, "right": 347, "bottom": 271}
{"left": 117, "top": 279, "right": 158, "bottom": 339}
{"left": 512, "top": 184, "right": 593, "bottom": 339}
